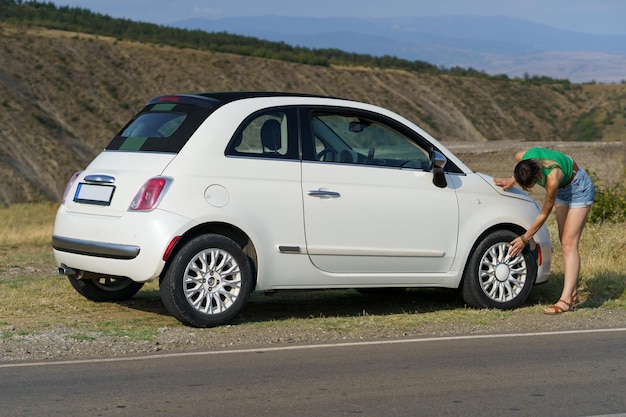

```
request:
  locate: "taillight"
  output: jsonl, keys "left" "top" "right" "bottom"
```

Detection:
{"left": 129, "top": 177, "right": 171, "bottom": 211}
{"left": 61, "top": 171, "right": 82, "bottom": 204}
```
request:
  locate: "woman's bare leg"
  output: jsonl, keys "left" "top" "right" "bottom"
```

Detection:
{"left": 547, "top": 204, "right": 590, "bottom": 313}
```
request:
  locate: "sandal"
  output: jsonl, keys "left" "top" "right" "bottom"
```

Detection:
{"left": 544, "top": 299, "right": 572, "bottom": 315}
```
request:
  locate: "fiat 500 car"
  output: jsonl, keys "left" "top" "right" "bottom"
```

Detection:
{"left": 53, "top": 92, "right": 552, "bottom": 327}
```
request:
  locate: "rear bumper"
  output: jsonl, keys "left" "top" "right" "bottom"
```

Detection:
{"left": 52, "top": 206, "right": 193, "bottom": 282}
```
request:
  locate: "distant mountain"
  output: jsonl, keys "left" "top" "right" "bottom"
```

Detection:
{"left": 172, "top": 16, "right": 626, "bottom": 83}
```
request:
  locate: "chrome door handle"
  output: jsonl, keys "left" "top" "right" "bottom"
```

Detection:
{"left": 307, "top": 189, "right": 341, "bottom": 198}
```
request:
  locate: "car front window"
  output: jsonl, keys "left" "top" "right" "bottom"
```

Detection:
{"left": 310, "top": 112, "right": 430, "bottom": 169}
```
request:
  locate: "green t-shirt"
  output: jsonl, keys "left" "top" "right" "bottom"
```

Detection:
{"left": 522, "top": 148, "right": 574, "bottom": 188}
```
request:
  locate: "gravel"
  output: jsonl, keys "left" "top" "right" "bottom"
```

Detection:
{"left": 2, "top": 308, "right": 625, "bottom": 363}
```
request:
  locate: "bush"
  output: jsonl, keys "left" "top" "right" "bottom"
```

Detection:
{"left": 589, "top": 182, "right": 626, "bottom": 223}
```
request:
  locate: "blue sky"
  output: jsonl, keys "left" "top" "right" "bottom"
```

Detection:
{"left": 53, "top": 0, "right": 626, "bottom": 35}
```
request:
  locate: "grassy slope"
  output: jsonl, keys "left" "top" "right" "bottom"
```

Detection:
{"left": 1, "top": 23, "right": 625, "bottom": 206}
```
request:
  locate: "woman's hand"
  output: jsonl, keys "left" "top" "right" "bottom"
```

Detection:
{"left": 508, "top": 235, "right": 527, "bottom": 258}
{"left": 493, "top": 176, "right": 516, "bottom": 190}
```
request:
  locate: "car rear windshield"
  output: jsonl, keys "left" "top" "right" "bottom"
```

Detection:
{"left": 105, "top": 102, "right": 213, "bottom": 153}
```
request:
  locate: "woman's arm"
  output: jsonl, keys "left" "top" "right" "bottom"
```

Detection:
{"left": 508, "top": 168, "right": 561, "bottom": 257}
{"left": 493, "top": 150, "right": 528, "bottom": 190}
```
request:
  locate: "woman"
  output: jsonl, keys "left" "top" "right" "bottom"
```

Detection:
{"left": 493, "top": 147, "right": 595, "bottom": 314}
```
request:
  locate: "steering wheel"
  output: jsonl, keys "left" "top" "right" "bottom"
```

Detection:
{"left": 316, "top": 148, "right": 336, "bottom": 162}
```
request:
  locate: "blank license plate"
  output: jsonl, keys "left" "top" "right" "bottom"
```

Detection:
{"left": 74, "top": 183, "right": 115, "bottom": 206}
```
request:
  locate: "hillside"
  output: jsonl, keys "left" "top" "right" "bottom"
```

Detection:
{"left": 0, "top": 23, "right": 625, "bottom": 206}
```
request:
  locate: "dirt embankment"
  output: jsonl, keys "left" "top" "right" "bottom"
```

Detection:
{"left": 2, "top": 24, "right": 625, "bottom": 206}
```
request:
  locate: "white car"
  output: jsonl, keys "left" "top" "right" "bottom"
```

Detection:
{"left": 53, "top": 92, "right": 552, "bottom": 327}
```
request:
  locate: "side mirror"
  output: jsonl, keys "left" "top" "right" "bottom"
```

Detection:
{"left": 430, "top": 150, "right": 447, "bottom": 188}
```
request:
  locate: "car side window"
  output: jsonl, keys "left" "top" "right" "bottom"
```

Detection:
{"left": 309, "top": 112, "right": 430, "bottom": 169}
{"left": 227, "top": 110, "right": 297, "bottom": 159}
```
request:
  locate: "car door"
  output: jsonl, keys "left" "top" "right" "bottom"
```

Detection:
{"left": 301, "top": 109, "right": 459, "bottom": 274}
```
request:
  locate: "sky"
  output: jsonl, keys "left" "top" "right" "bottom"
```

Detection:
{"left": 52, "top": 0, "right": 626, "bottom": 35}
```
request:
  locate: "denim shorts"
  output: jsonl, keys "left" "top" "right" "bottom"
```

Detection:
{"left": 556, "top": 167, "right": 595, "bottom": 208}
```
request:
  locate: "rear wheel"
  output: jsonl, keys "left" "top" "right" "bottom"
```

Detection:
{"left": 160, "top": 234, "right": 253, "bottom": 327}
{"left": 68, "top": 274, "right": 144, "bottom": 302}
{"left": 462, "top": 230, "right": 537, "bottom": 310}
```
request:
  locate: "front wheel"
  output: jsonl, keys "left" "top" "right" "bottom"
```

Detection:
{"left": 462, "top": 230, "right": 537, "bottom": 310}
{"left": 68, "top": 274, "right": 144, "bottom": 302}
{"left": 160, "top": 234, "right": 253, "bottom": 327}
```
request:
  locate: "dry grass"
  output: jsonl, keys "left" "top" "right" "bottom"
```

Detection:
{"left": 0, "top": 203, "right": 57, "bottom": 247}
{"left": 550, "top": 220, "right": 626, "bottom": 308}
{"left": 0, "top": 204, "right": 624, "bottom": 341}
{"left": 0, "top": 202, "right": 175, "bottom": 337}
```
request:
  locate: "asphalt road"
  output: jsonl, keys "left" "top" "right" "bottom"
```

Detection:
{"left": 1, "top": 329, "right": 625, "bottom": 417}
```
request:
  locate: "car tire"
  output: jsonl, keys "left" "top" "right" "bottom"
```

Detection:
{"left": 160, "top": 234, "right": 253, "bottom": 328}
{"left": 68, "top": 274, "right": 144, "bottom": 302}
{"left": 462, "top": 230, "right": 537, "bottom": 310}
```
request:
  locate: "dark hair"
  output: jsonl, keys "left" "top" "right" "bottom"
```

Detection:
{"left": 514, "top": 159, "right": 543, "bottom": 190}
